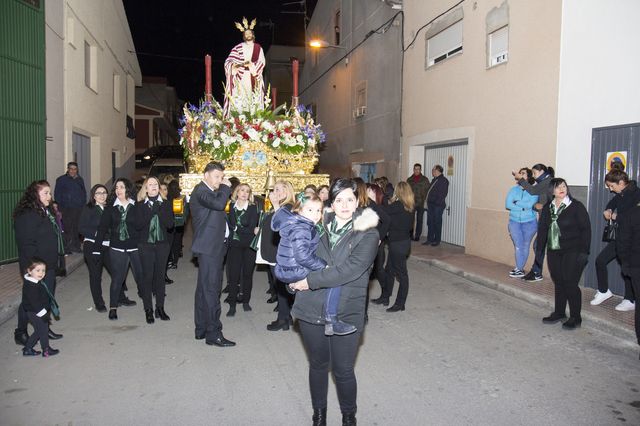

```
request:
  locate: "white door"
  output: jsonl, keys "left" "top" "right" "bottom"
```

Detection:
{"left": 423, "top": 142, "right": 468, "bottom": 246}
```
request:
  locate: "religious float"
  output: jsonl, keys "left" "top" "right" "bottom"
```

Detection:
{"left": 178, "top": 17, "right": 329, "bottom": 198}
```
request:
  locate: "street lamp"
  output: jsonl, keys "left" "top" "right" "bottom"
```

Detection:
{"left": 308, "top": 39, "right": 345, "bottom": 49}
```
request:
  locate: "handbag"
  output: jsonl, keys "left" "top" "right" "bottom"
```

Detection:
{"left": 602, "top": 219, "right": 617, "bottom": 243}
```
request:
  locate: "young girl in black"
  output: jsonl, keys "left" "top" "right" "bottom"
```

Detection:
{"left": 22, "top": 258, "right": 60, "bottom": 357}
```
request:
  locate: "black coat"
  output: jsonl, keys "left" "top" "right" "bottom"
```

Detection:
{"left": 368, "top": 201, "right": 390, "bottom": 241}
{"left": 79, "top": 204, "right": 103, "bottom": 239}
{"left": 95, "top": 201, "right": 139, "bottom": 250}
{"left": 14, "top": 209, "right": 59, "bottom": 272}
{"left": 616, "top": 201, "right": 640, "bottom": 269}
{"left": 426, "top": 175, "right": 449, "bottom": 207}
{"left": 190, "top": 182, "right": 231, "bottom": 256}
{"left": 291, "top": 208, "right": 379, "bottom": 330}
{"left": 22, "top": 277, "right": 50, "bottom": 317}
{"left": 134, "top": 198, "right": 174, "bottom": 244}
{"left": 385, "top": 201, "right": 413, "bottom": 242}
{"left": 537, "top": 199, "right": 591, "bottom": 254}
{"left": 605, "top": 181, "right": 640, "bottom": 220}
{"left": 259, "top": 204, "right": 292, "bottom": 263}
{"left": 227, "top": 202, "right": 259, "bottom": 247}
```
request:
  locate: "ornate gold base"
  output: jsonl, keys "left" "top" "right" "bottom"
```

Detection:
{"left": 179, "top": 171, "right": 330, "bottom": 196}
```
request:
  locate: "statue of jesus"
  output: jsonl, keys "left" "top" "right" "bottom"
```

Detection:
{"left": 223, "top": 17, "right": 265, "bottom": 116}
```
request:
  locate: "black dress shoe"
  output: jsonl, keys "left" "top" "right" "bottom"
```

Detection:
{"left": 118, "top": 298, "right": 137, "bottom": 307}
{"left": 206, "top": 335, "right": 236, "bottom": 347}
{"left": 155, "top": 306, "right": 170, "bottom": 321}
{"left": 562, "top": 317, "right": 582, "bottom": 329}
{"left": 243, "top": 303, "right": 252, "bottom": 312}
{"left": 542, "top": 312, "right": 567, "bottom": 324}
{"left": 267, "top": 295, "right": 277, "bottom": 303}
{"left": 226, "top": 305, "right": 236, "bottom": 317}
{"left": 109, "top": 309, "right": 118, "bottom": 320}
{"left": 23, "top": 347, "right": 41, "bottom": 356}
{"left": 312, "top": 408, "right": 327, "bottom": 426}
{"left": 195, "top": 333, "right": 205, "bottom": 340}
{"left": 266, "top": 319, "right": 290, "bottom": 331}
{"left": 14, "top": 329, "right": 29, "bottom": 346}
{"left": 431, "top": 242, "right": 440, "bottom": 246}
{"left": 48, "top": 328, "right": 63, "bottom": 340}
{"left": 386, "top": 305, "right": 405, "bottom": 312}
{"left": 371, "top": 297, "right": 389, "bottom": 306}
{"left": 96, "top": 305, "right": 107, "bottom": 313}
{"left": 42, "top": 346, "right": 60, "bottom": 357}
{"left": 145, "top": 309, "right": 155, "bottom": 324}
{"left": 164, "top": 275, "right": 174, "bottom": 284}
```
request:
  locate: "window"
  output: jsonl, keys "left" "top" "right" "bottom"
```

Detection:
{"left": 426, "top": 20, "right": 463, "bottom": 68}
{"left": 334, "top": 10, "right": 341, "bottom": 46}
{"left": 126, "top": 74, "right": 135, "bottom": 116}
{"left": 113, "top": 74, "right": 121, "bottom": 111}
{"left": 489, "top": 26, "right": 508, "bottom": 67}
{"left": 354, "top": 81, "right": 367, "bottom": 119}
{"left": 84, "top": 41, "right": 97, "bottom": 91}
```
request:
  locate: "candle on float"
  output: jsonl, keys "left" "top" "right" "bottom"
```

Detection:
{"left": 272, "top": 87, "right": 277, "bottom": 111}
{"left": 292, "top": 58, "right": 299, "bottom": 98}
{"left": 205, "top": 54, "right": 212, "bottom": 100}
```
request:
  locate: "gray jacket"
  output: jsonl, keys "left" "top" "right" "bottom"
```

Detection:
{"left": 291, "top": 208, "right": 379, "bottom": 330}
{"left": 518, "top": 173, "right": 552, "bottom": 210}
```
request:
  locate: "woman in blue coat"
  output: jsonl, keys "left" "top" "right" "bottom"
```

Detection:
{"left": 505, "top": 168, "right": 539, "bottom": 278}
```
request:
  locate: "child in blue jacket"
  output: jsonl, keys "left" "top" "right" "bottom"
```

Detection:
{"left": 272, "top": 194, "right": 356, "bottom": 336}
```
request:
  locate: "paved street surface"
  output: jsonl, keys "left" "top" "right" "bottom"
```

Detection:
{"left": 2, "top": 248, "right": 640, "bottom": 425}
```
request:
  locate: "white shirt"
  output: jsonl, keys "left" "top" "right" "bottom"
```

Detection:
{"left": 202, "top": 180, "right": 230, "bottom": 239}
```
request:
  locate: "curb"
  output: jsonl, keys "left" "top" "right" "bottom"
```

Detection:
{"left": 411, "top": 255, "right": 637, "bottom": 345}
{"left": 0, "top": 255, "right": 85, "bottom": 326}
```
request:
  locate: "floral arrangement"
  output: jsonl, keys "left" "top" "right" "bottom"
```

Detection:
{"left": 179, "top": 86, "right": 326, "bottom": 162}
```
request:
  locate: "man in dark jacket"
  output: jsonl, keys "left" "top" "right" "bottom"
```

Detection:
{"left": 54, "top": 162, "right": 86, "bottom": 253}
{"left": 407, "top": 163, "right": 430, "bottom": 241}
{"left": 189, "top": 162, "right": 235, "bottom": 347}
{"left": 423, "top": 164, "right": 449, "bottom": 246}
{"left": 615, "top": 200, "right": 640, "bottom": 357}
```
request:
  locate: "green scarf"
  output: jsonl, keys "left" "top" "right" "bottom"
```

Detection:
{"left": 547, "top": 202, "right": 567, "bottom": 250}
{"left": 315, "top": 222, "right": 326, "bottom": 239}
{"left": 39, "top": 280, "right": 60, "bottom": 317}
{"left": 46, "top": 210, "right": 64, "bottom": 255}
{"left": 147, "top": 200, "right": 164, "bottom": 244}
{"left": 328, "top": 218, "right": 352, "bottom": 249}
{"left": 117, "top": 204, "right": 131, "bottom": 241}
{"left": 232, "top": 206, "right": 247, "bottom": 241}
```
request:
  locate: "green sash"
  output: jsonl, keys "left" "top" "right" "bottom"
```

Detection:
{"left": 117, "top": 204, "right": 131, "bottom": 241}
{"left": 39, "top": 280, "right": 60, "bottom": 317}
{"left": 46, "top": 210, "right": 64, "bottom": 255}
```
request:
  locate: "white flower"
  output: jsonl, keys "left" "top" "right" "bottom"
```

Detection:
{"left": 213, "top": 139, "right": 221, "bottom": 148}
{"left": 246, "top": 127, "right": 260, "bottom": 141}
{"left": 272, "top": 137, "right": 281, "bottom": 147}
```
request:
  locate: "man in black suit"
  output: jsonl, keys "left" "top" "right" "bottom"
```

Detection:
{"left": 190, "top": 162, "right": 235, "bottom": 347}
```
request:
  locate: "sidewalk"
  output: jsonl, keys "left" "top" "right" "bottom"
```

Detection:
{"left": 409, "top": 241, "right": 636, "bottom": 343}
{"left": 0, "top": 243, "right": 635, "bottom": 343}
{"left": 0, "top": 253, "right": 85, "bottom": 326}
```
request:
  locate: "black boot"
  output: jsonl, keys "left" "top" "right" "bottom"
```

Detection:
{"left": 48, "top": 327, "right": 63, "bottom": 340}
{"left": 312, "top": 408, "right": 327, "bottom": 426}
{"left": 342, "top": 412, "right": 357, "bottom": 426}
{"left": 14, "top": 328, "right": 28, "bottom": 346}
{"left": 164, "top": 274, "right": 174, "bottom": 284}
{"left": 226, "top": 304, "right": 236, "bottom": 317}
{"left": 155, "top": 306, "right": 170, "bottom": 321}
{"left": 145, "top": 309, "right": 155, "bottom": 324}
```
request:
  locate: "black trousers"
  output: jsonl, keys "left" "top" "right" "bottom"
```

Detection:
{"left": 108, "top": 249, "right": 143, "bottom": 309}
{"left": 83, "top": 242, "right": 109, "bottom": 308}
{"left": 61, "top": 206, "right": 82, "bottom": 251}
{"left": 547, "top": 250, "right": 587, "bottom": 319}
{"left": 271, "top": 265, "right": 294, "bottom": 321}
{"left": 17, "top": 270, "right": 55, "bottom": 332}
{"left": 299, "top": 320, "right": 361, "bottom": 413}
{"left": 531, "top": 227, "right": 547, "bottom": 275}
{"left": 194, "top": 245, "right": 227, "bottom": 340}
{"left": 139, "top": 242, "right": 171, "bottom": 310}
{"left": 426, "top": 203, "right": 445, "bottom": 243}
{"left": 382, "top": 239, "right": 411, "bottom": 307}
{"left": 169, "top": 225, "right": 185, "bottom": 264}
{"left": 623, "top": 267, "right": 640, "bottom": 345}
{"left": 372, "top": 242, "right": 387, "bottom": 292}
{"left": 413, "top": 206, "right": 425, "bottom": 239}
{"left": 226, "top": 244, "right": 256, "bottom": 304}
{"left": 25, "top": 312, "right": 49, "bottom": 350}
{"left": 595, "top": 241, "right": 635, "bottom": 301}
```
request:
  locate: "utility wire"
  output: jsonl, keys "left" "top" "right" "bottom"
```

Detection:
{"left": 403, "top": 0, "right": 465, "bottom": 52}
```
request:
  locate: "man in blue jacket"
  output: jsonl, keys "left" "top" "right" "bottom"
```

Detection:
{"left": 54, "top": 162, "right": 86, "bottom": 253}
{"left": 422, "top": 164, "right": 449, "bottom": 246}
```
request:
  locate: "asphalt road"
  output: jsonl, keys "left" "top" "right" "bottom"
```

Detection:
{"left": 2, "top": 247, "right": 639, "bottom": 425}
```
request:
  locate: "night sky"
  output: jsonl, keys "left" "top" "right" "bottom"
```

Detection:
{"left": 123, "top": 0, "right": 317, "bottom": 103}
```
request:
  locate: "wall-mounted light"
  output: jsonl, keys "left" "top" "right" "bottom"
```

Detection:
{"left": 308, "top": 39, "right": 346, "bottom": 49}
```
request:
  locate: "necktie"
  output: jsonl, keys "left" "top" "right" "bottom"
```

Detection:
{"left": 46, "top": 210, "right": 64, "bottom": 255}
{"left": 328, "top": 218, "right": 353, "bottom": 249}
{"left": 547, "top": 203, "right": 567, "bottom": 250}
{"left": 117, "top": 204, "right": 130, "bottom": 241}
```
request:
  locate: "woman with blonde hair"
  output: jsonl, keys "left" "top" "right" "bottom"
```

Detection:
{"left": 372, "top": 181, "right": 414, "bottom": 311}
{"left": 134, "top": 176, "right": 174, "bottom": 323}
{"left": 225, "top": 183, "right": 259, "bottom": 316}
{"left": 352, "top": 177, "right": 369, "bottom": 208}
{"left": 255, "top": 180, "right": 297, "bottom": 330}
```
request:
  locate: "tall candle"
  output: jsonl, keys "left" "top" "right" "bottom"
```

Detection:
{"left": 292, "top": 58, "right": 299, "bottom": 98}
{"left": 205, "top": 54, "right": 212, "bottom": 100}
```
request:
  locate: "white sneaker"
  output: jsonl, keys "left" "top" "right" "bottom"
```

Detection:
{"left": 590, "top": 290, "right": 613, "bottom": 306}
{"left": 509, "top": 269, "right": 525, "bottom": 278}
{"left": 614, "top": 300, "right": 635, "bottom": 312}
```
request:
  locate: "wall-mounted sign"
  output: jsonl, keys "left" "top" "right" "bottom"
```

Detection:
{"left": 606, "top": 151, "right": 627, "bottom": 172}
{"left": 447, "top": 155, "right": 454, "bottom": 176}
